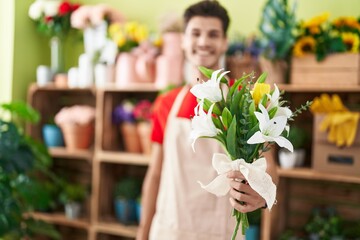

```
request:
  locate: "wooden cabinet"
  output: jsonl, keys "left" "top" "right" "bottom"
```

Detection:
{"left": 27, "top": 83, "right": 158, "bottom": 240}
{"left": 261, "top": 84, "right": 360, "bottom": 240}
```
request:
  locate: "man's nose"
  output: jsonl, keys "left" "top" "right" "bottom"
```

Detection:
{"left": 198, "top": 34, "right": 210, "bottom": 46}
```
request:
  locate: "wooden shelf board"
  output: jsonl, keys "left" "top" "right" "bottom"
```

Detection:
{"left": 49, "top": 147, "right": 93, "bottom": 161}
{"left": 95, "top": 220, "right": 138, "bottom": 238}
{"left": 278, "top": 167, "right": 360, "bottom": 184}
{"left": 29, "top": 83, "right": 96, "bottom": 92}
{"left": 277, "top": 84, "right": 360, "bottom": 93}
{"left": 96, "top": 150, "right": 150, "bottom": 165}
{"left": 29, "top": 212, "right": 90, "bottom": 229}
{"left": 101, "top": 83, "right": 159, "bottom": 92}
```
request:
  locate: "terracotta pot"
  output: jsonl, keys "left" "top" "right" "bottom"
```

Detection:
{"left": 135, "top": 55, "right": 156, "bottom": 83}
{"left": 161, "top": 32, "right": 182, "bottom": 57}
{"left": 61, "top": 122, "right": 94, "bottom": 150}
{"left": 155, "top": 55, "right": 183, "bottom": 89}
{"left": 137, "top": 122, "right": 152, "bottom": 155}
{"left": 120, "top": 122, "right": 141, "bottom": 153}
{"left": 259, "top": 57, "right": 287, "bottom": 84}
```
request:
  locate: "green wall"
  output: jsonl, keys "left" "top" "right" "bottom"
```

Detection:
{"left": 1, "top": 0, "right": 360, "bottom": 102}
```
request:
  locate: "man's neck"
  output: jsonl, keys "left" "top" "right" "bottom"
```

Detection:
{"left": 185, "top": 62, "right": 220, "bottom": 86}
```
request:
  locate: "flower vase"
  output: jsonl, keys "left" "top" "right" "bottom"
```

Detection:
{"left": 136, "top": 121, "right": 152, "bottom": 155}
{"left": 115, "top": 53, "right": 139, "bottom": 87}
{"left": 50, "top": 36, "right": 65, "bottom": 75}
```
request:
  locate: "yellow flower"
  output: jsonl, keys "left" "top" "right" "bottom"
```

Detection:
{"left": 108, "top": 23, "right": 121, "bottom": 38}
{"left": 293, "top": 36, "right": 316, "bottom": 56}
{"left": 303, "top": 12, "right": 329, "bottom": 30}
{"left": 133, "top": 24, "right": 148, "bottom": 43}
{"left": 341, "top": 32, "right": 360, "bottom": 53}
{"left": 113, "top": 32, "right": 126, "bottom": 47}
{"left": 333, "top": 16, "right": 360, "bottom": 31}
{"left": 252, "top": 83, "right": 270, "bottom": 106}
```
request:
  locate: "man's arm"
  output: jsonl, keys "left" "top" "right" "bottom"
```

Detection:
{"left": 136, "top": 143, "right": 163, "bottom": 240}
{"left": 227, "top": 146, "right": 278, "bottom": 213}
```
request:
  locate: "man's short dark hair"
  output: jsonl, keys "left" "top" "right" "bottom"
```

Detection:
{"left": 183, "top": 0, "right": 230, "bottom": 35}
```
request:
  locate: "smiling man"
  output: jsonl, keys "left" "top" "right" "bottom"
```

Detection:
{"left": 136, "top": 1, "right": 277, "bottom": 239}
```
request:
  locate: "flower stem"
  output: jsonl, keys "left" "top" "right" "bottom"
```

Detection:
{"left": 231, "top": 209, "right": 249, "bottom": 240}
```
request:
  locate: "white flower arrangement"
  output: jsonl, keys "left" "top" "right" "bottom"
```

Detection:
{"left": 190, "top": 67, "right": 311, "bottom": 239}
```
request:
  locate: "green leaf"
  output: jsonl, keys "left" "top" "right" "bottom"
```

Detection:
{"left": 221, "top": 107, "right": 233, "bottom": 129}
{"left": 198, "top": 66, "right": 214, "bottom": 78}
{"left": 212, "top": 116, "right": 224, "bottom": 131}
{"left": 0, "top": 102, "right": 40, "bottom": 124}
{"left": 256, "top": 72, "right": 268, "bottom": 84}
{"left": 268, "top": 107, "right": 278, "bottom": 118}
{"left": 226, "top": 116, "right": 238, "bottom": 159}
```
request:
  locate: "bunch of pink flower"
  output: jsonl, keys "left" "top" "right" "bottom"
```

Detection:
{"left": 133, "top": 100, "right": 153, "bottom": 122}
{"left": 70, "top": 4, "right": 125, "bottom": 29}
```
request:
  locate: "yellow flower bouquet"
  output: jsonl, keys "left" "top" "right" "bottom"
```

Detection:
{"left": 293, "top": 13, "right": 360, "bottom": 61}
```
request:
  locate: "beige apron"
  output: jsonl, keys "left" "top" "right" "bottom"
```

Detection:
{"left": 150, "top": 86, "right": 240, "bottom": 240}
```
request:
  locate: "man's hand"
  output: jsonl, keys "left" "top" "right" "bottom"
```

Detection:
{"left": 227, "top": 170, "right": 266, "bottom": 213}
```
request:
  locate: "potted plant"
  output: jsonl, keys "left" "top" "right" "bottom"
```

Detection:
{"left": 258, "top": 0, "right": 297, "bottom": 84}
{"left": 0, "top": 101, "right": 60, "bottom": 239}
{"left": 42, "top": 117, "right": 65, "bottom": 147}
{"left": 59, "top": 181, "right": 87, "bottom": 219}
{"left": 55, "top": 105, "right": 95, "bottom": 150}
{"left": 113, "top": 176, "right": 142, "bottom": 224}
{"left": 133, "top": 99, "right": 153, "bottom": 155}
{"left": 278, "top": 125, "right": 308, "bottom": 168}
{"left": 112, "top": 99, "right": 142, "bottom": 153}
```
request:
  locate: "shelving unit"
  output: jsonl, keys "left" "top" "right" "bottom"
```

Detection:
{"left": 261, "top": 84, "right": 360, "bottom": 240}
{"left": 27, "top": 83, "right": 158, "bottom": 240}
{"left": 27, "top": 82, "right": 360, "bottom": 240}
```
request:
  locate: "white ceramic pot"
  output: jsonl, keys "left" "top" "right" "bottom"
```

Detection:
{"left": 278, "top": 149, "right": 306, "bottom": 169}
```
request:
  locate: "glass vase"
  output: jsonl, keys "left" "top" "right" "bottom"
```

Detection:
{"left": 50, "top": 36, "right": 64, "bottom": 74}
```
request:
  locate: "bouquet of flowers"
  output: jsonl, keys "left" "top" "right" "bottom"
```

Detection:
{"left": 29, "top": 0, "right": 80, "bottom": 37}
{"left": 293, "top": 13, "right": 360, "bottom": 61}
{"left": 190, "top": 67, "right": 311, "bottom": 239}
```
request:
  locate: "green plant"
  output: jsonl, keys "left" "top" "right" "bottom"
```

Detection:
{"left": 259, "top": 0, "right": 297, "bottom": 61}
{"left": 286, "top": 125, "right": 308, "bottom": 150}
{"left": 59, "top": 181, "right": 87, "bottom": 204}
{"left": 0, "top": 101, "right": 60, "bottom": 239}
{"left": 114, "top": 177, "right": 141, "bottom": 200}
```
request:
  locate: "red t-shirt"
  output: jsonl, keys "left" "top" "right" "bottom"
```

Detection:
{"left": 151, "top": 87, "right": 198, "bottom": 144}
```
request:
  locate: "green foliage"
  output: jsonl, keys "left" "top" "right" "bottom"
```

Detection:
{"left": 59, "top": 181, "right": 87, "bottom": 204}
{"left": 0, "top": 102, "right": 60, "bottom": 239}
{"left": 259, "top": 0, "right": 297, "bottom": 61}
{"left": 285, "top": 125, "right": 308, "bottom": 149}
{"left": 114, "top": 177, "right": 142, "bottom": 200}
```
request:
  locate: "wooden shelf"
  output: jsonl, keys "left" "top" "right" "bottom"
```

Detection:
{"left": 29, "top": 212, "right": 90, "bottom": 229}
{"left": 29, "top": 83, "right": 96, "bottom": 93}
{"left": 95, "top": 220, "right": 138, "bottom": 238}
{"left": 96, "top": 150, "right": 150, "bottom": 166}
{"left": 277, "top": 84, "right": 360, "bottom": 93}
{"left": 278, "top": 167, "right": 360, "bottom": 184}
{"left": 49, "top": 147, "right": 93, "bottom": 161}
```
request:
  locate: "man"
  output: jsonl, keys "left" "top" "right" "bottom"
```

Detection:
{"left": 136, "top": 1, "right": 278, "bottom": 239}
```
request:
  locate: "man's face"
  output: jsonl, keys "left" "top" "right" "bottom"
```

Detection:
{"left": 182, "top": 16, "right": 228, "bottom": 70}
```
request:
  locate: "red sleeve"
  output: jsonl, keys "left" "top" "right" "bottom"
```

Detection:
{"left": 150, "top": 88, "right": 182, "bottom": 144}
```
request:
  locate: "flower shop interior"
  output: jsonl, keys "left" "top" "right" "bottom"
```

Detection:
{"left": 1, "top": 0, "right": 360, "bottom": 239}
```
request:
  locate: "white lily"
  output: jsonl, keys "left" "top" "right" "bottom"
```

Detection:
{"left": 247, "top": 104, "right": 293, "bottom": 152}
{"left": 190, "top": 68, "right": 229, "bottom": 103}
{"left": 190, "top": 102, "right": 220, "bottom": 151}
{"left": 267, "top": 84, "right": 292, "bottom": 118}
